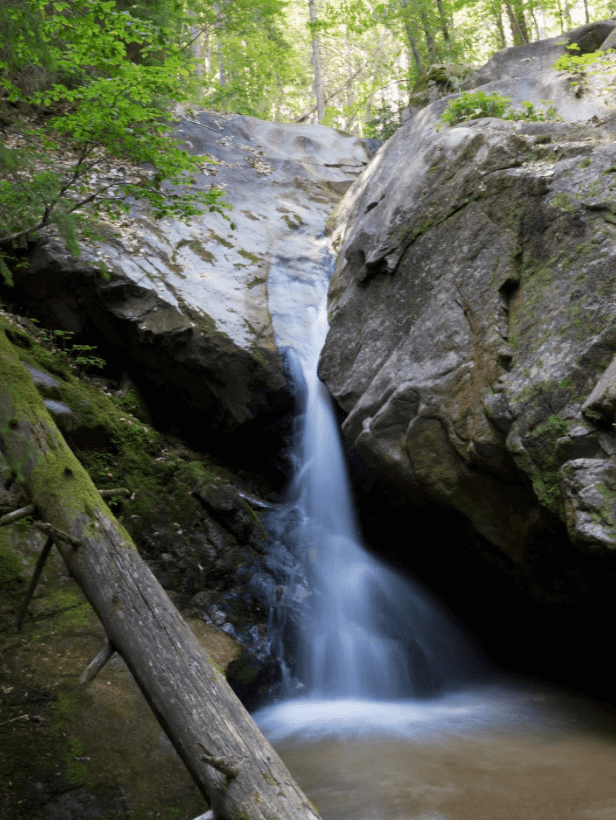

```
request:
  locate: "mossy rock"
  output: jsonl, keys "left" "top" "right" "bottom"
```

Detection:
{"left": 0, "top": 529, "right": 26, "bottom": 585}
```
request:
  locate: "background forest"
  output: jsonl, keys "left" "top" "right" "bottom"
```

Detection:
{"left": 1, "top": 0, "right": 616, "bottom": 280}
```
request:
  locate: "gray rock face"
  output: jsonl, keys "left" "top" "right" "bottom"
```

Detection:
{"left": 464, "top": 20, "right": 616, "bottom": 88}
{"left": 16, "top": 111, "right": 369, "bottom": 441}
{"left": 321, "top": 22, "right": 616, "bottom": 560}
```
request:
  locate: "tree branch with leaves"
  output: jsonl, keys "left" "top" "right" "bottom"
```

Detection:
{"left": 0, "top": 0, "right": 228, "bottom": 285}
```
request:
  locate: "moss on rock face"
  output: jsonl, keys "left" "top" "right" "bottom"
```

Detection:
{"left": 0, "top": 528, "right": 25, "bottom": 583}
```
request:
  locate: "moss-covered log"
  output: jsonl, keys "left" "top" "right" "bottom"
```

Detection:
{"left": 0, "top": 326, "right": 319, "bottom": 820}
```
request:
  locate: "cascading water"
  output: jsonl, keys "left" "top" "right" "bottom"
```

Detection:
{"left": 262, "top": 231, "right": 475, "bottom": 709}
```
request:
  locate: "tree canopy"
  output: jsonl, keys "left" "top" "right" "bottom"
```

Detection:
{"left": 2, "top": 0, "right": 615, "bottom": 282}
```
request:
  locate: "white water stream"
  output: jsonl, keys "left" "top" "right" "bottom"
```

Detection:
{"left": 257, "top": 230, "right": 616, "bottom": 819}
{"left": 261, "top": 231, "right": 476, "bottom": 716}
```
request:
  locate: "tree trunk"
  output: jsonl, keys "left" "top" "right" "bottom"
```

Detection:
{"left": 436, "top": 0, "right": 452, "bottom": 55}
{"left": 343, "top": 25, "right": 357, "bottom": 132}
{"left": 421, "top": 11, "right": 436, "bottom": 64}
{"left": 405, "top": 25, "right": 424, "bottom": 77}
{"left": 308, "top": 0, "right": 325, "bottom": 122}
{"left": 503, "top": 0, "right": 529, "bottom": 45}
{"left": 190, "top": 11, "right": 205, "bottom": 79}
{"left": 364, "top": 25, "right": 387, "bottom": 128}
{"left": 214, "top": 2, "right": 226, "bottom": 87}
{"left": 534, "top": 3, "right": 547, "bottom": 40}
{"left": 400, "top": 0, "right": 424, "bottom": 76}
{"left": 490, "top": 0, "right": 507, "bottom": 48}
{"left": 0, "top": 326, "right": 319, "bottom": 820}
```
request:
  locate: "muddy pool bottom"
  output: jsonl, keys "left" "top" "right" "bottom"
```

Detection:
{"left": 253, "top": 680, "right": 616, "bottom": 820}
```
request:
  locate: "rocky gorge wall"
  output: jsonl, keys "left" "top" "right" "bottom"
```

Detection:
{"left": 317, "top": 21, "right": 616, "bottom": 690}
{"left": 323, "top": 21, "right": 616, "bottom": 557}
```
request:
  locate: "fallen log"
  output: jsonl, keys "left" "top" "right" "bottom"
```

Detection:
{"left": 0, "top": 326, "right": 319, "bottom": 820}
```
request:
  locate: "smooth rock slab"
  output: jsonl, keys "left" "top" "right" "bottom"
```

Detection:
{"left": 16, "top": 111, "right": 370, "bottom": 443}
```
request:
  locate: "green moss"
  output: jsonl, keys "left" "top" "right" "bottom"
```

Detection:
{"left": 2, "top": 316, "right": 231, "bottom": 597}
{"left": 52, "top": 691, "right": 76, "bottom": 730}
{"left": 114, "top": 387, "right": 151, "bottom": 424}
{"left": 521, "top": 414, "right": 570, "bottom": 514}
{"left": 549, "top": 192, "right": 575, "bottom": 212}
{"left": 308, "top": 799, "right": 321, "bottom": 816}
{"left": 208, "top": 231, "right": 234, "bottom": 248}
{"left": 176, "top": 238, "right": 217, "bottom": 265}
{"left": 238, "top": 249, "right": 262, "bottom": 264}
{"left": 192, "top": 244, "right": 216, "bottom": 265}
{"left": 325, "top": 199, "right": 344, "bottom": 236}
{"left": 251, "top": 346, "right": 265, "bottom": 364}
{"left": 579, "top": 157, "right": 592, "bottom": 169}
{"left": 0, "top": 530, "right": 24, "bottom": 583}
{"left": 30, "top": 447, "right": 111, "bottom": 540}
{"left": 63, "top": 737, "right": 94, "bottom": 788}
{"left": 574, "top": 237, "right": 600, "bottom": 258}
{"left": 207, "top": 656, "right": 227, "bottom": 678}
{"left": 247, "top": 276, "right": 266, "bottom": 289}
{"left": 281, "top": 214, "right": 302, "bottom": 230}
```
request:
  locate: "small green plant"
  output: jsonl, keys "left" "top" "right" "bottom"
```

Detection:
{"left": 439, "top": 90, "right": 511, "bottom": 127}
{"left": 439, "top": 91, "right": 559, "bottom": 128}
{"left": 552, "top": 43, "right": 616, "bottom": 97}
{"left": 42, "top": 328, "right": 105, "bottom": 372}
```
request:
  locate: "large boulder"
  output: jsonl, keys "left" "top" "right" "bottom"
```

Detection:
{"left": 320, "top": 22, "right": 616, "bottom": 561}
{"left": 10, "top": 111, "right": 370, "bottom": 462}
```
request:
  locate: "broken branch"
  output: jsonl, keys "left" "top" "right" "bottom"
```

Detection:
{"left": 80, "top": 640, "right": 116, "bottom": 684}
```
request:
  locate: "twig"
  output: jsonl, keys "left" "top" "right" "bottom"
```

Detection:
{"left": 99, "top": 488, "right": 130, "bottom": 499}
{"left": 33, "top": 522, "right": 80, "bottom": 548}
{"left": 0, "top": 714, "right": 29, "bottom": 727}
{"left": 15, "top": 535, "right": 54, "bottom": 633}
{"left": 1, "top": 489, "right": 128, "bottom": 528}
{"left": 80, "top": 640, "right": 116, "bottom": 684}
{"left": 197, "top": 742, "right": 239, "bottom": 780}
{"left": 0, "top": 505, "right": 34, "bottom": 527}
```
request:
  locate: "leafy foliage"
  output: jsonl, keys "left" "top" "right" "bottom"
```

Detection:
{"left": 0, "top": 0, "right": 228, "bottom": 285}
{"left": 552, "top": 42, "right": 615, "bottom": 72}
{"left": 364, "top": 102, "right": 403, "bottom": 139}
{"left": 552, "top": 42, "right": 616, "bottom": 96}
{"left": 439, "top": 89, "right": 559, "bottom": 128}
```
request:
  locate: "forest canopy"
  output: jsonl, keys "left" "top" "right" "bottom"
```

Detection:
{"left": 1, "top": 0, "right": 615, "bottom": 282}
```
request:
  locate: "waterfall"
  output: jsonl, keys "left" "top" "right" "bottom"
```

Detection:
{"left": 264, "top": 231, "right": 475, "bottom": 707}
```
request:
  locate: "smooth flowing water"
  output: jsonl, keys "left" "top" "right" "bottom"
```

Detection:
{"left": 259, "top": 232, "right": 616, "bottom": 819}
{"left": 265, "top": 233, "right": 474, "bottom": 702}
